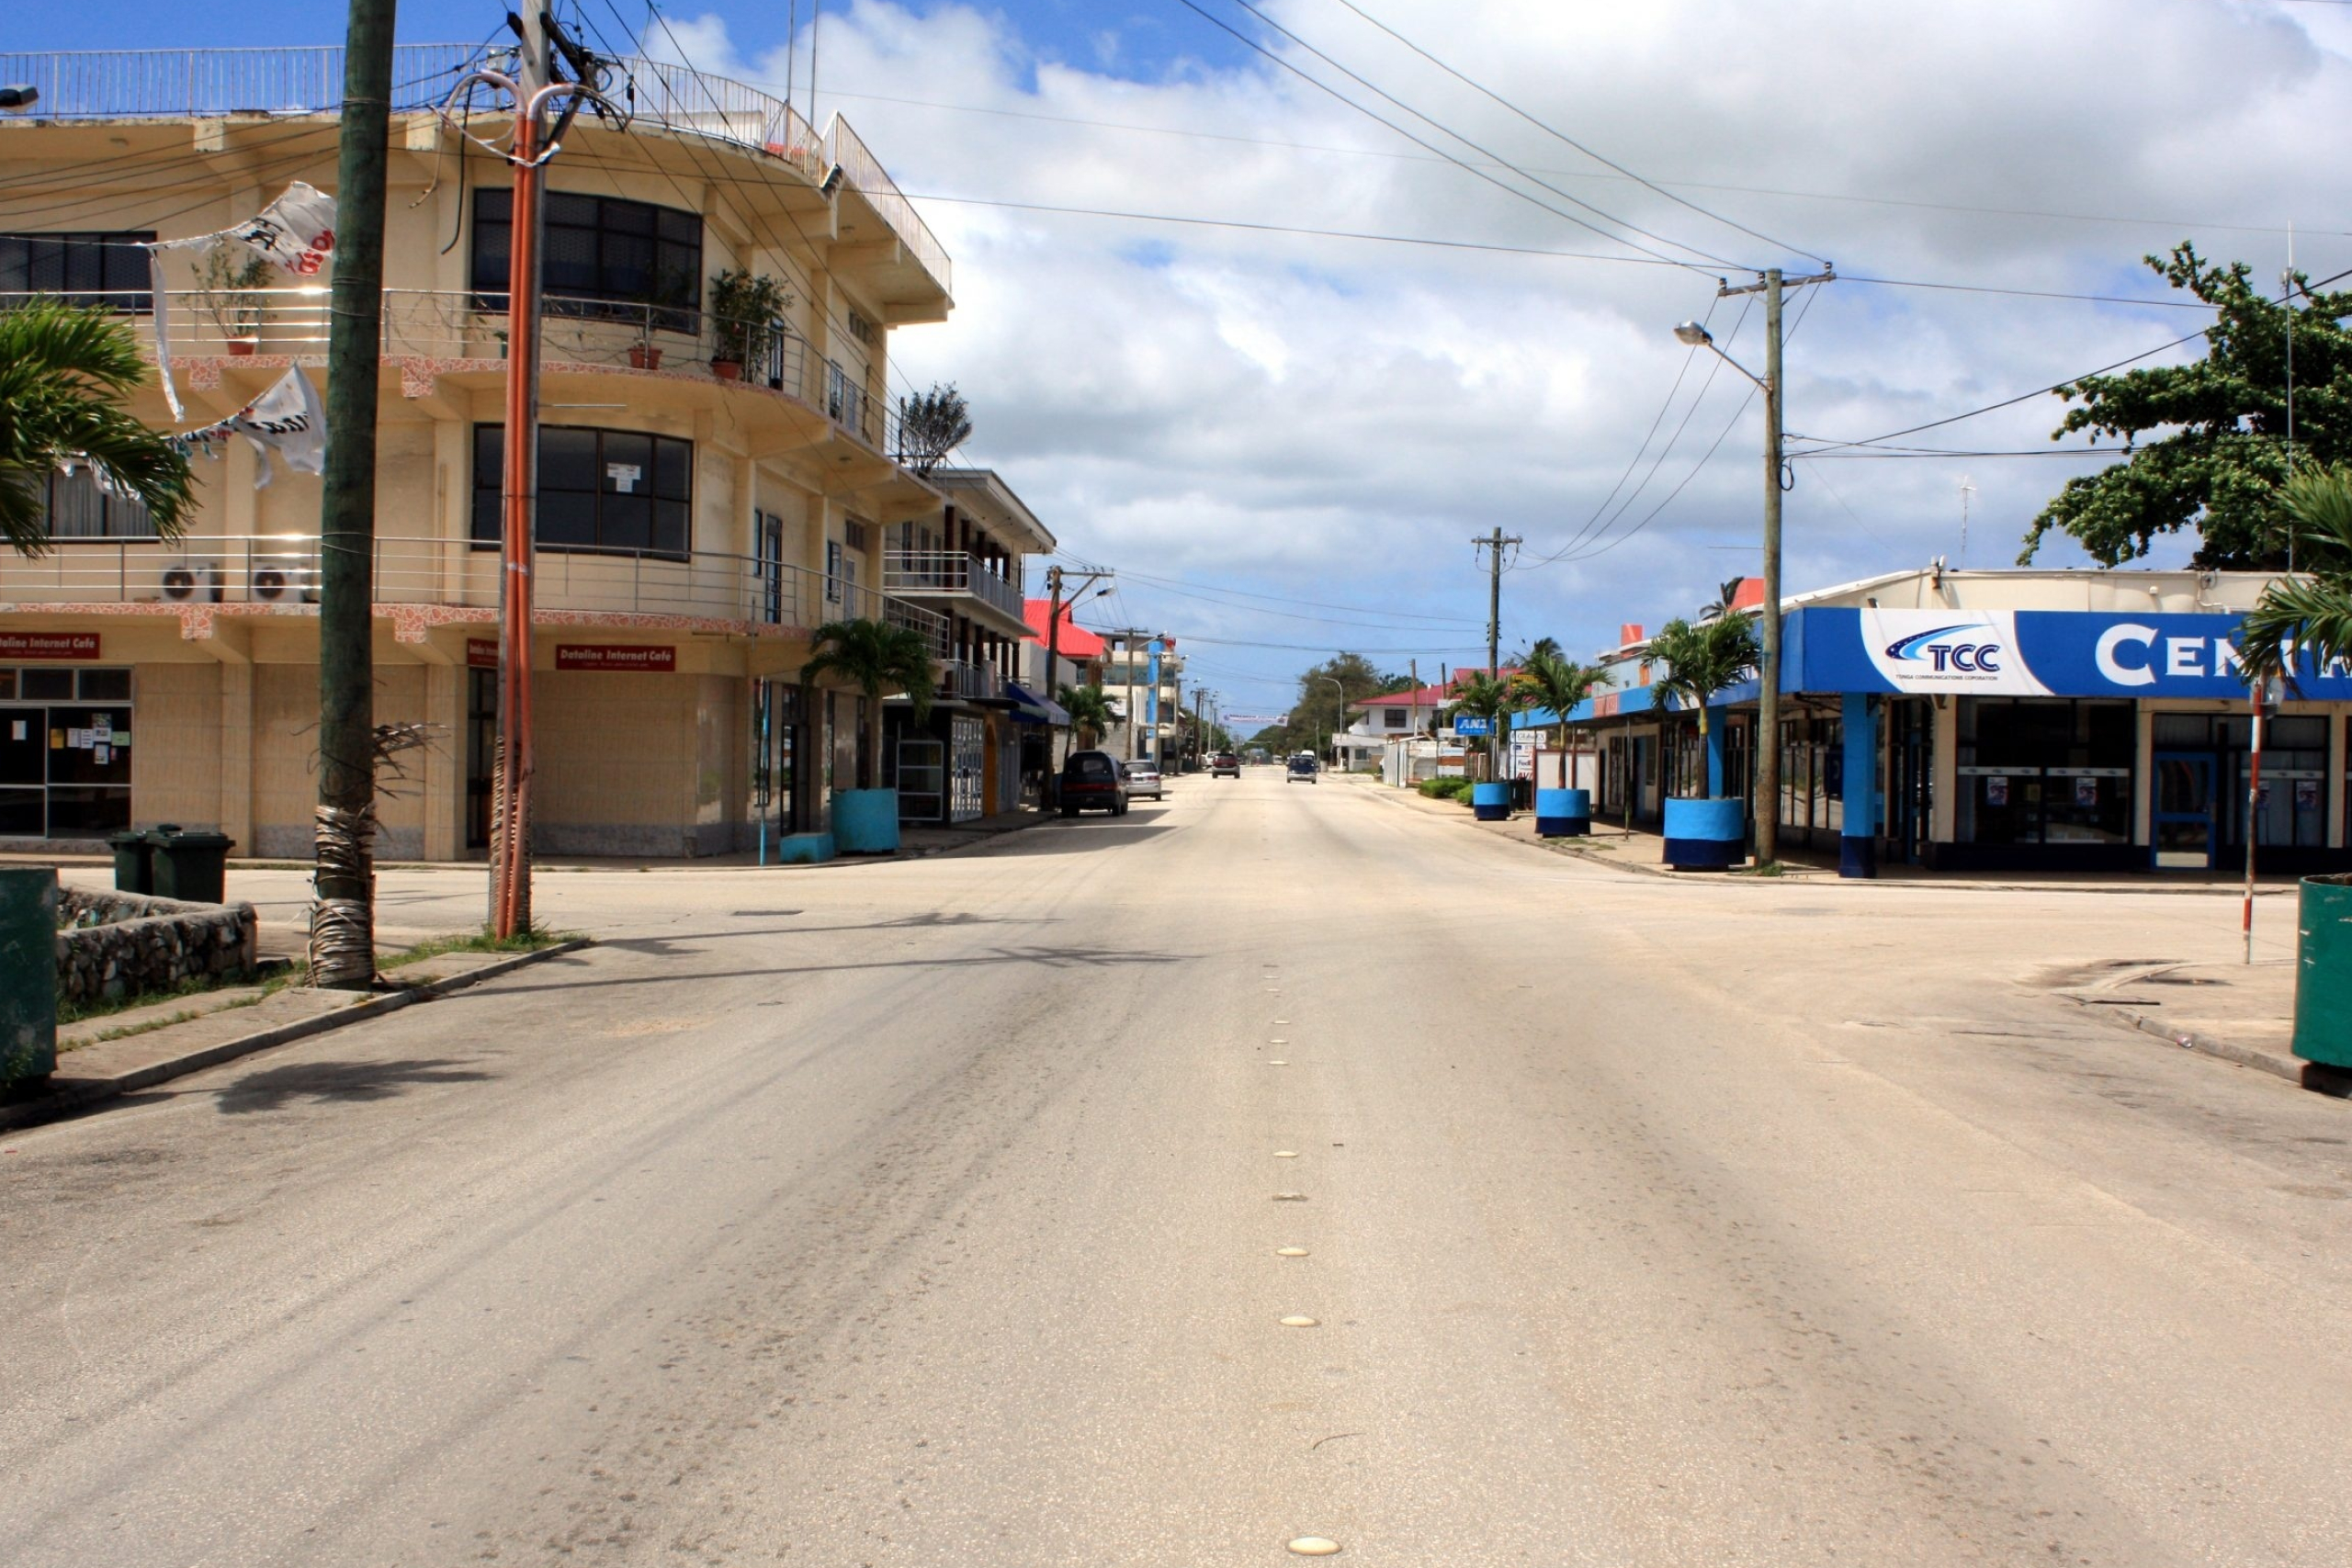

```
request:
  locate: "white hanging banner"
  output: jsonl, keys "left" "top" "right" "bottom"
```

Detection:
{"left": 166, "top": 367, "right": 326, "bottom": 489}
{"left": 227, "top": 181, "right": 338, "bottom": 276}
{"left": 143, "top": 182, "right": 338, "bottom": 423}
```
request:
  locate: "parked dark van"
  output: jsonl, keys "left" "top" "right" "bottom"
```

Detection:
{"left": 1059, "top": 750, "right": 1130, "bottom": 818}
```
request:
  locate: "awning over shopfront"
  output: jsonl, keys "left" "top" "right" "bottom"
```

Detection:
{"left": 1003, "top": 681, "right": 1069, "bottom": 726}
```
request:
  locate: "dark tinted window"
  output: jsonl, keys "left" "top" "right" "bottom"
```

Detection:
{"left": 0, "top": 231, "right": 155, "bottom": 309}
{"left": 40, "top": 466, "right": 156, "bottom": 540}
{"left": 1070, "top": 754, "right": 1114, "bottom": 778}
{"left": 472, "top": 424, "right": 693, "bottom": 558}
{"left": 471, "top": 187, "right": 700, "bottom": 321}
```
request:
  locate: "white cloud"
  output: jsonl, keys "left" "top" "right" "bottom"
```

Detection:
{"left": 659, "top": 1, "right": 2352, "bottom": 701}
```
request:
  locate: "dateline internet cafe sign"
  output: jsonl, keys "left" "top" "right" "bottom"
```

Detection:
{"left": 0, "top": 632, "right": 101, "bottom": 660}
{"left": 555, "top": 644, "right": 677, "bottom": 673}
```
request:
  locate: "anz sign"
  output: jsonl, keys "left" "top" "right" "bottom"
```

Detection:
{"left": 1797, "top": 607, "right": 2352, "bottom": 700}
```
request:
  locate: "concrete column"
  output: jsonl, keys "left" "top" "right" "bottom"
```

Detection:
{"left": 220, "top": 662, "right": 254, "bottom": 853}
{"left": 1840, "top": 692, "right": 1877, "bottom": 878}
{"left": 1931, "top": 698, "right": 1960, "bottom": 845}
{"left": 2135, "top": 705, "right": 2158, "bottom": 852}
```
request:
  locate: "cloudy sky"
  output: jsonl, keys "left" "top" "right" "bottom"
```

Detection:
{"left": 29, "top": 1, "right": 2352, "bottom": 711}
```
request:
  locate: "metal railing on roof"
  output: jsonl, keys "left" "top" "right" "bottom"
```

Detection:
{"left": 821, "top": 115, "right": 952, "bottom": 297}
{"left": 0, "top": 45, "right": 947, "bottom": 296}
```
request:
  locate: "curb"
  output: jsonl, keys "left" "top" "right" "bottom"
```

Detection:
{"left": 2060, "top": 992, "right": 2352, "bottom": 1096}
{"left": 0, "top": 938, "right": 592, "bottom": 1134}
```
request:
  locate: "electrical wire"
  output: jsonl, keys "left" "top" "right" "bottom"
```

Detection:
{"left": 1313, "top": 0, "right": 1827, "bottom": 266}
{"left": 806, "top": 85, "right": 2352, "bottom": 245}
{"left": 1167, "top": 0, "right": 1733, "bottom": 276}
{"left": 1788, "top": 260, "right": 2352, "bottom": 457}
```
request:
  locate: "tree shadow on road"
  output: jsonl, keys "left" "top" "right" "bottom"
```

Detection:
{"left": 484, "top": 943, "right": 1188, "bottom": 997}
{"left": 213, "top": 1057, "right": 494, "bottom": 1115}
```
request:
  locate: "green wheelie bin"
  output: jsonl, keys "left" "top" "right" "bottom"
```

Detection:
{"left": 149, "top": 827, "right": 235, "bottom": 905}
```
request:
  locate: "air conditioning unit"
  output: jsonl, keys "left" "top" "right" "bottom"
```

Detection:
{"left": 160, "top": 562, "right": 221, "bottom": 604}
{"left": 248, "top": 556, "right": 320, "bottom": 604}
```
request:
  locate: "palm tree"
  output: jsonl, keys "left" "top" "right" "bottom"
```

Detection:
{"left": 1513, "top": 648, "right": 1608, "bottom": 768}
{"left": 2242, "top": 467, "right": 2352, "bottom": 686}
{"left": 1057, "top": 682, "right": 1114, "bottom": 757}
{"left": 0, "top": 300, "right": 194, "bottom": 555}
{"left": 1645, "top": 611, "right": 1760, "bottom": 796}
{"left": 801, "top": 617, "right": 936, "bottom": 788}
{"left": 1447, "top": 670, "right": 1518, "bottom": 778}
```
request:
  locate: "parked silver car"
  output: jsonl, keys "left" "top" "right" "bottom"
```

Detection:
{"left": 1122, "top": 758, "right": 1166, "bottom": 800}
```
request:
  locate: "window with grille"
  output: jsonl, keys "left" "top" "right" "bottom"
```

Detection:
{"left": 471, "top": 424, "right": 692, "bottom": 558}
{"left": 470, "top": 189, "right": 700, "bottom": 322}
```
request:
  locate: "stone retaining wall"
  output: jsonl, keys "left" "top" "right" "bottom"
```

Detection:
{"left": 56, "top": 887, "right": 260, "bottom": 1007}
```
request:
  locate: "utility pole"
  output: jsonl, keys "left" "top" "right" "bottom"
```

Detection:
{"left": 1042, "top": 564, "right": 1112, "bottom": 761}
{"left": 311, "top": 0, "right": 396, "bottom": 989}
{"left": 1710, "top": 264, "right": 1833, "bottom": 868}
{"left": 450, "top": 11, "right": 604, "bottom": 939}
{"left": 1474, "top": 528, "right": 1521, "bottom": 781}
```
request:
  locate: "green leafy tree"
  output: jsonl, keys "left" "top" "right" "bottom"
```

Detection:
{"left": 2020, "top": 244, "right": 2352, "bottom": 567}
{"left": 0, "top": 301, "right": 195, "bottom": 556}
{"left": 1261, "top": 651, "right": 1386, "bottom": 756}
{"left": 2240, "top": 466, "right": 2352, "bottom": 688}
{"left": 801, "top": 617, "right": 936, "bottom": 787}
{"left": 1645, "top": 612, "right": 1759, "bottom": 796}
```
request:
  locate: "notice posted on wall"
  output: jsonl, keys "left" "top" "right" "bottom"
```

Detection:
{"left": 1985, "top": 776, "right": 2009, "bottom": 807}
{"left": 2075, "top": 776, "right": 2098, "bottom": 807}
{"left": 2298, "top": 779, "right": 2322, "bottom": 810}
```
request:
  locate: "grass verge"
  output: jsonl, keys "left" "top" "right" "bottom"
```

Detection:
{"left": 379, "top": 925, "right": 582, "bottom": 971}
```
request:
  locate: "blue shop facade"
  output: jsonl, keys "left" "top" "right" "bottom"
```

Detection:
{"left": 1524, "top": 569, "right": 2352, "bottom": 875}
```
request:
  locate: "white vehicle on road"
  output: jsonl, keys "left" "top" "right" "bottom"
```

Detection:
{"left": 1122, "top": 758, "right": 1165, "bottom": 800}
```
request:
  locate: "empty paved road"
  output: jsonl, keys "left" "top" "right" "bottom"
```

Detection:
{"left": 6, "top": 772, "right": 2350, "bottom": 1565}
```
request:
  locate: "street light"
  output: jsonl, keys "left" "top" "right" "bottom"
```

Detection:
{"left": 1318, "top": 674, "right": 1344, "bottom": 768}
{"left": 1668, "top": 272, "right": 1819, "bottom": 868}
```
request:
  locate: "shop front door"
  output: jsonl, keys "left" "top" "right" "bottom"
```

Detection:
{"left": 2154, "top": 751, "right": 2218, "bottom": 870}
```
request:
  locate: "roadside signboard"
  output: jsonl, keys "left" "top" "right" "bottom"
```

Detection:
{"left": 1453, "top": 715, "right": 1492, "bottom": 736}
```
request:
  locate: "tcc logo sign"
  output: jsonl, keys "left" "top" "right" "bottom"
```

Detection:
{"left": 1884, "top": 623, "right": 2003, "bottom": 674}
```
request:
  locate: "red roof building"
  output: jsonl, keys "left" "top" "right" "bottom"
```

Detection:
{"left": 1023, "top": 598, "right": 1107, "bottom": 658}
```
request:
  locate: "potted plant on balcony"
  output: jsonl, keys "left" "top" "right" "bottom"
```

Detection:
{"left": 198, "top": 245, "right": 274, "bottom": 355}
{"left": 626, "top": 265, "right": 694, "bottom": 371}
{"left": 1645, "top": 607, "right": 1760, "bottom": 870}
{"left": 801, "top": 615, "right": 936, "bottom": 853}
{"left": 707, "top": 266, "right": 788, "bottom": 381}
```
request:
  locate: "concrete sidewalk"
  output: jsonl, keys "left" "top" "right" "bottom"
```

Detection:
{"left": 1, "top": 940, "right": 589, "bottom": 1132}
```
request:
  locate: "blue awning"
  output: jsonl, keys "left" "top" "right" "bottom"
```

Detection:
{"left": 1003, "top": 681, "right": 1070, "bottom": 726}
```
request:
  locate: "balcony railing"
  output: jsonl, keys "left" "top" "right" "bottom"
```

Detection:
{"left": 0, "top": 531, "right": 948, "bottom": 651}
{"left": 937, "top": 659, "right": 1005, "bottom": 703}
{"left": 881, "top": 550, "right": 1024, "bottom": 623}
{"left": 1, "top": 287, "right": 903, "bottom": 458}
{"left": 0, "top": 45, "right": 946, "bottom": 297}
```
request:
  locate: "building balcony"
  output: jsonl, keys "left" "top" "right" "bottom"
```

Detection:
{"left": 0, "top": 531, "right": 951, "bottom": 654}
{"left": 938, "top": 658, "right": 1005, "bottom": 703}
{"left": 0, "top": 43, "right": 950, "bottom": 305}
{"left": 880, "top": 549, "right": 1027, "bottom": 633}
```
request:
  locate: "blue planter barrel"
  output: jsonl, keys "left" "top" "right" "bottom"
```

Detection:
{"left": 831, "top": 789, "right": 902, "bottom": 854}
{"left": 1471, "top": 782, "right": 1510, "bottom": 821}
{"left": 1663, "top": 796, "right": 1744, "bottom": 871}
{"left": 2295, "top": 875, "right": 2352, "bottom": 1068}
{"left": 1534, "top": 787, "right": 1590, "bottom": 838}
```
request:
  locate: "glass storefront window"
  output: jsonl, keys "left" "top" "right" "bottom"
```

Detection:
{"left": 1956, "top": 698, "right": 2135, "bottom": 846}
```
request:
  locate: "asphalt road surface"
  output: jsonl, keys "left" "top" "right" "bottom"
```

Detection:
{"left": 6, "top": 772, "right": 2352, "bottom": 1566}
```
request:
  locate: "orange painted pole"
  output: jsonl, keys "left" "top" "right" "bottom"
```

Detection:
{"left": 495, "top": 106, "right": 542, "bottom": 938}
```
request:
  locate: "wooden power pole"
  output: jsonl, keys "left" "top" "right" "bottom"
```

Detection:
{"left": 311, "top": 0, "right": 396, "bottom": 988}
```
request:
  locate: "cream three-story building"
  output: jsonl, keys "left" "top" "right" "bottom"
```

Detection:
{"left": 0, "top": 42, "right": 1038, "bottom": 858}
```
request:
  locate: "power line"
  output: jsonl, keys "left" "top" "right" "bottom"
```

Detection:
{"left": 1313, "top": 0, "right": 1827, "bottom": 266}
{"left": 810, "top": 85, "right": 2351, "bottom": 245}
{"left": 1168, "top": 0, "right": 1733, "bottom": 276}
